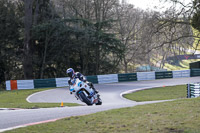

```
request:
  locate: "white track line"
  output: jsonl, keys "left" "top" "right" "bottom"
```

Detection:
{"left": 26, "top": 89, "right": 56, "bottom": 103}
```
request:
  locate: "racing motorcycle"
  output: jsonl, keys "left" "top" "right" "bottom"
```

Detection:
{"left": 69, "top": 78, "right": 102, "bottom": 106}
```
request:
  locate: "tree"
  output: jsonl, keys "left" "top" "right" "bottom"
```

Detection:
{"left": 115, "top": 3, "right": 150, "bottom": 73}
{"left": 160, "top": 0, "right": 200, "bottom": 51}
{"left": 50, "top": 0, "right": 124, "bottom": 75}
{"left": 23, "top": 0, "right": 34, "bottom": 79}
{"left": 23, "top": 0, "right": 57, "bottom": 79}
{"left": 192, "top": 0, "right": 200, "bottom": 32}
{"left": 0, "top": 0, "right": 22, "bottom": 87}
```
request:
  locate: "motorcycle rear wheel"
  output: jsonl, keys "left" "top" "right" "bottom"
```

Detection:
{"left": 96, "top": 98, "right": 102, "bottom": 105}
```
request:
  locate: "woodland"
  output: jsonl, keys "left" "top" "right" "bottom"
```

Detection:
{"left": 0, "top": 0, "right": 200, "bottom": 89}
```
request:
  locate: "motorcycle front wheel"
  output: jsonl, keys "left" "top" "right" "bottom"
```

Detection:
{"left": 79, "top": 92, "right": 92, "bottom": 106}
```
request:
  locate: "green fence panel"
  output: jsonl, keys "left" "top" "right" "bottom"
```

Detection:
{"left": 155, "top": 71, "right": 173, "bottom": 79}
{"left": 86, "top": 75, "right": 98, "bottom": 84}
{"left": 34, "top": 78, "right": 56, "bottom": 88}
{"left": 190, "top": 69, "right": 200, "bottom": 77}
{"left": 118, "top": 73, "right": 137, "bottom": 82}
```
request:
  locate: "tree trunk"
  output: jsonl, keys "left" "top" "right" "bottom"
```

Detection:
{"left": 23, "top": 0, "right": 33, "bottom": 79}
{"left": 95, "top": 44, "right": 100, "bottom": 75}
{"left": 40, "top": 32, "right": 49, "bottom": 79}
{"left": 124, "top": 57, "right": 128, "bottom": 73}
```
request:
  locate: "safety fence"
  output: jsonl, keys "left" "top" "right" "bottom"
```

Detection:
{"left": 187, "top": 83, "right": 200, "bottom": 98}
{"left": 86, "top": 76, "right": 98, "bottom": 84}
{"left": 137, "top": 72, "right": 155, "bottom": 81}
{"left": 155, "top": 71, "right": 173, "bottom": 79}
{"left": 173, "top": 70, "right": 190, "bottom": 78}
{"left": 97, "top": 74, "right": 118, "bottom": 84}
{"left": 5, "top": 69, "right": 200, "bottom": 90}
{"left": 56, "top": 77, "right": 69, "bottom": 87}
{"left": 6, "top": 80, "right": 34, "bottom": 90}
{"left": 190, "top": 69, "right": 200, "bottom": 77}
{"left": 118, "top": 73, "right": 137, "bottom": 82}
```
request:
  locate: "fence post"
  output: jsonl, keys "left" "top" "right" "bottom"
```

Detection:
{"left": 187, "top": 84, "right": 190, "bottom": 98}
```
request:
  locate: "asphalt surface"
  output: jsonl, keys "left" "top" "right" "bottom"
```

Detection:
{"left": 0, "top": 77, "right": 200, "bottom": 132}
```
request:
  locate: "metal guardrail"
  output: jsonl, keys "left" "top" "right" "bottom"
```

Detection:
{"left": 190, "top": 69, "right": 200, "bottom": 77}
{"left": 86, "top": 76, "right": 98, "bottom": 84}
{"left": 118, "top": 73, "right": 137, "bottom": 82}
{"left": 187, "top": 83, "right": 200, "bottom": 98}
{"left": 155, "top": 71, "right": 173, "bottom": 79}
{"left": 5, "top": 69, "right": 200, "bottom": 90}
{"left": 34, "top": 79, "right": 56, "bottom": 88}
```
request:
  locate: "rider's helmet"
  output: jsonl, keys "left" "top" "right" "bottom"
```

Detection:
{"left": 66, "top": 68, "right": 75, "bottom": 78}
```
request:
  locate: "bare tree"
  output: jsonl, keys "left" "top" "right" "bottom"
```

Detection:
{"left": 114, "top": 3, "right": 146, "bottom": 73}
{"left": 144, "top": 8, "right": 194, "bottom": 69}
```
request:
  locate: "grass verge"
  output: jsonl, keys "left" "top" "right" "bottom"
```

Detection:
{"left": 6, "top": 97, "right": 200, "bottom": 133}
{"left": 124, "top": 85, "right": 186, "bottom": 102}
{"left": 0, "top": 88, "right": 79, "bottom": 109}
{"left": 5, "top": 85, "right": 200, "bottom": 133}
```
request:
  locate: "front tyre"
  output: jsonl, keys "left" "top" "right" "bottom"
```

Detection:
{"left": 79, "top": 92, "right": 92, "bottom": 106}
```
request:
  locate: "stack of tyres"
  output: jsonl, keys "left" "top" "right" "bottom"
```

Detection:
{"left": 187, "top": 83, "right": 200, "bottom": 98}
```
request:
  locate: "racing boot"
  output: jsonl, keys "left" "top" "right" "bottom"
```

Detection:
{"left": 88, "top": 82, "right": 99, "bottom": 93}
{"left": 93, "top": 87, "right": 99, "bottom": 94}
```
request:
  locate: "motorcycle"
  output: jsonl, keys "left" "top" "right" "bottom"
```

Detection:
{"left": 69, "top": 78, "right": 102, "bottom": 106}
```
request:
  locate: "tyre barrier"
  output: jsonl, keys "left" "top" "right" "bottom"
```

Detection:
{"left": 187, "top": 83, "right": 200, "bottom": 98}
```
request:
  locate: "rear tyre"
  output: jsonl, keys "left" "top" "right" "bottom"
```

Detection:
{"left": 96, "top": 98, "right": 102, "bottom": 105}
{"left": 79, "top": 92, "right": 92, "bottom": 106}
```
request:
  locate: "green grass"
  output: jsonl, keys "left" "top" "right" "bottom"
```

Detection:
{"left": 124, "top": 85, "right": 186, "bottom": 102}
{"left": 6, "top": 98, "right": 200, "bottom": 133}
{"left": 0, "top": 88, "right": 79, "bottom": 109}
{"left": 5, "top": 85, "right": 200, "bottom": 133}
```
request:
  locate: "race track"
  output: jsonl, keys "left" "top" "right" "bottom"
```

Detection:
{"left": 0, "top": 77, "right": 200, "bottom": 132}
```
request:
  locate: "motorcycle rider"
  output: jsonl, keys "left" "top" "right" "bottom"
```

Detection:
{"left": 66, "top": 68, "right": 98, "bottom": 95}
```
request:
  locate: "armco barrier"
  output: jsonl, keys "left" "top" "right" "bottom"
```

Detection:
{"left": 137, "top": 72, "right": 155, "bottom": 81}
{"left": 98, "top": 74, "right": 118, "bottom": 84}
{"left": 190, "top": 69, "right": 200, "bottom": 77}
{"left": 17, "top": 80, "right": 34, "bottom": 90}
{"left": 173, "top": 70, "right": 190, "bottom": 78}
{"left": 34, "top": 78, "right": 56, "bottom": 88}
{"left": 6, "top": 81, "right": 11, "bottom": 90}
{"left": 6, "top": 80, "right": 34, "bottom": 90}
{"left": 187, "top": 83, "right": 200, "bottom": 98}
{"left": 118, "top": 73, "right": 137, "bottom": 82}
{"left": 155, "top": 71, "right": 173, "bottom": 79}
{"left": 182, "top": 70, "right": 191, "bottom": 77}
{"left": 5, "top": 69, "right": 200, "bottom": 90}
{"left": 86, "top": 75, "right": 98, "bottom": 84}
{"left": 10, "top": 80, "right": 18, "bottom": 90}
{"left": 56, "top": 77, "right": 69, "bottom": 87}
